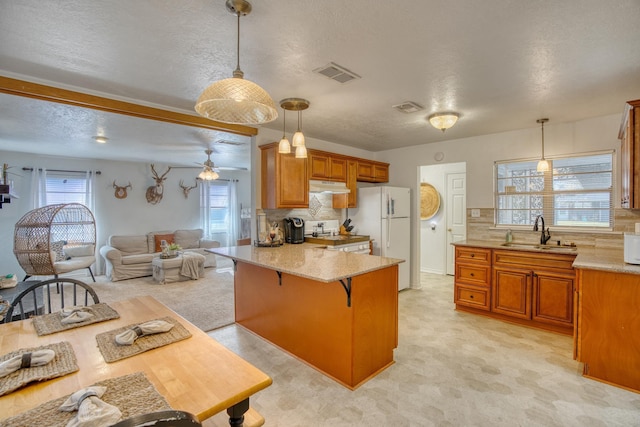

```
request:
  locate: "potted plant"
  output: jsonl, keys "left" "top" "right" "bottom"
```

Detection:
{"left": 167, "top": 242, "right": 181, "bottom": 257}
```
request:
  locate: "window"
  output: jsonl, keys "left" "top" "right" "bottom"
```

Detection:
{"left": 495, "top": 152, "right": 613, "bottom": 229}
{"left": 207, "top": 182, "right": 230, "bottom": 233}
{"left": 45, "top": 171, "right": 90, "bottom": 205}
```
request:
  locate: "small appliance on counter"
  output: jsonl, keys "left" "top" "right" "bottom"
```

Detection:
{"left": 284, "top": 217, "right": 305, "bottom": 244}
{"left": 624, "top": 232, "right": 640, "bottom": 264}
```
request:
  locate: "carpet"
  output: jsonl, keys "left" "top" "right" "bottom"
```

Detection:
{"left": 88, "top": 257, "right": 235, "bottom": 332}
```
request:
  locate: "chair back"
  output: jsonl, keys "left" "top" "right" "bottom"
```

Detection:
{"left": 4, "top": 278, "right": 100, "bottom": 323}
{"left": 110, "top": 410, "right": 201, "bottom": 427}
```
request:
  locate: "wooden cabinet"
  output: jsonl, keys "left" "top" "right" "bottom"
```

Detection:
{"left": 454, "top": 245, "right": 575, "bottom": 334}
{"left": 454, "top": 246, "right": 491, "bottom": 311}
{"left": 619, "top": 99, "right": 640, "bottom": 209}
{"left": 356, "top": 160, "right": 389, "bottom": 183}
{"left": 575, "top": 268, "right": 640, "bottom": 393}
{"left": 260, "top": 142, "right": 308, "bottom": 209}
{"left": 333, "top": 159, "right": 358, "bottom": 209}
{"left": 308, "top": 150, "right": 347, "bottom": 181}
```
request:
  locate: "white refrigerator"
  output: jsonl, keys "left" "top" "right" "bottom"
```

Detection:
{"left": 351, "top": 186, "right": 411, "bottom": 290}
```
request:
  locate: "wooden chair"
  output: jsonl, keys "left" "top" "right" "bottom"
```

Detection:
{"left": 111, "top": 410, "right": 201, "bottom": 427}
{"left": 4, "top": 278, "right": 100, "bottom": 323}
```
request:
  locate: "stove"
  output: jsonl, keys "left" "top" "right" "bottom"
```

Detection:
{"left": 304, "top": 220, "right": 371, "bottom": 254}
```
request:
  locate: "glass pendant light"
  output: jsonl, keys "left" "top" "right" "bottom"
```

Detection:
{"left": 195, "top": 0, "right": 277, "bottom": 125}
{"left": 536, "top": 118, "right": 550, "bottom": 172}
{"left": 292, "top": 110, "right": 306, "bottom": 147}
{"left": 278, "top": 108, "right": 291, "bottom": 154}
{"left": 280, "top": 98, "right": 309, "bottom": 158}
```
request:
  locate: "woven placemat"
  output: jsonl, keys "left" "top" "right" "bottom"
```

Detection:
{"left": 96, "top": 316, "right": 192, "bottom": 363}
{"left": 32, "top": 303, "right": 121, "bottom": 336}
{"left": 0, "top": 341, "right": 78, "bottom": 397}
{"left": 1, "top": 371, "right": 172, "bottom": 427}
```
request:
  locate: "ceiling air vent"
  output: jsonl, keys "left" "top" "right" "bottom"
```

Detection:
{"left": 392, "top": 101, "right": 424, "bottom": 114}
{"left": 313, "top": 62, "right": 361, "bottom": 83}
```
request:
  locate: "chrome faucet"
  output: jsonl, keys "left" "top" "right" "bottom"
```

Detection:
{"left": 533, "top": 215, "right": 551, "bottom": 244}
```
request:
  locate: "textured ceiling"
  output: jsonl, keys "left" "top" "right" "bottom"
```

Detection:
{"left": 1, "top": 0, "right": 640, "bottom": 168}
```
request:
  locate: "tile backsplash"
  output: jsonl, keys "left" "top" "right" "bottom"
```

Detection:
{"left": 263, "top": 193, "right": 342, "bottom": 228}
{"left": 467, "top": 208, "right": 640, "bottom": 248}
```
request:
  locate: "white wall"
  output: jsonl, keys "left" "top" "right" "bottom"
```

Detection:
{"left": 377, "top": 113, "right": 622, "bottom": 284}
{"left": 0, "top": 150, "right": 250, "bottom": 277}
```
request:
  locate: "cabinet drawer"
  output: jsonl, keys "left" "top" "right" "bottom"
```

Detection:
{"left": 455, "top": 247, "right": 491, "bottom": 264}
{"left": 455, "top": 284, "right": 490, "bottom": 311}
{"left": 493, "top": 250, "right": 575, "bottom": 270}
{"left": 455, "top": 264, "right": 490, "bottom": 286}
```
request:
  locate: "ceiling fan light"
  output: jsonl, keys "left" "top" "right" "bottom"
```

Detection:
{"left": 292, "top": 131, "right": 305, "bottom": 147}
{"left": 278, "top": 136, "right": 291, "bottom": 154}
{"left": 195, "top": 77, "right": 278, "bottom": 125}
{"left": 199, "top": 166, "right": 219, "bottom": 181}
{"left": 295, "top": 144, "right": 307, "bottom": 159}
{"left": 428, "top": 112, "right": 459, "bottom": 132}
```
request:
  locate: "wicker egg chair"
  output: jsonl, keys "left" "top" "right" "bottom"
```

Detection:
{"left": 13, "top": 203, "right": 97, "bottom": 282}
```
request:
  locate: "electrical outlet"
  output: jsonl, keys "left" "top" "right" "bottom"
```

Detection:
{"left": 471, "top": 209, "right": 480, "bottom": 218}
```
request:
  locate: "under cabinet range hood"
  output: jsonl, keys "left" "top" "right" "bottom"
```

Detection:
{"left": 309, "top": 180, "right": 351, "bottom": 194}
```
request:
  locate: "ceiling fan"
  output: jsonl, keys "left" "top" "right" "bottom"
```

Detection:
{"left": 194, "top": 149, "right": 248, "bottom": 173}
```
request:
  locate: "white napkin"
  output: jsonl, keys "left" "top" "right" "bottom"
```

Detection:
{"left": 0, "top": 349, "right": 56, "bottom": 378}
{"left": 114, "top": 319, "right": 174, "bottom": 346}
{"left": 59, "top": 386, "right": 122, "bottom": 427}
{"left": 60, "top": 306, "right": 95, "bottom": 325}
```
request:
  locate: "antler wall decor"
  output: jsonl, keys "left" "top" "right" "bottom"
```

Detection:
{"left": 113, "top": 180, "right": 132, "bottom": 199}
{"left": 179, "top": 180, "right": 198, "bottom": 199}
{"left": 146, "top": 164, "right": 171, "bottom": 204}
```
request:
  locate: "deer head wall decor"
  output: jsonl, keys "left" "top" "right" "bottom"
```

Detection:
{"left": 179, "top": 180, "right": 198, "bottom": 199}
{"left": 113, "top": 180, "right": 132, "bottom": 199}
{"left": 146, "top": 164, "right": 171, "bottom": 204}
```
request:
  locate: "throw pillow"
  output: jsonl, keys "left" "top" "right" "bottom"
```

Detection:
{"left": 63, "top": 245, "right": 94, "bottom": 258}
{"left": 50, "top": 240, "right": 66, "bottom": 261}
{"left": 154, "top": 234, "right": 175, "bottom": 253}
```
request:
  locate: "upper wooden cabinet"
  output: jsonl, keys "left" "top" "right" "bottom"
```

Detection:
{"left": 260, "top": 142, "right": 308, "bottom": 209}
{"left": 357, "top": 160, "right": 389, "bottom": 183}
{"left": 333, "top": 159, "right": 358, "bottom": 209}
{"left": 308, "top": 150, "right": 347, "bottom": 182}
{"left": 619, "top": 99, "right": 640, "bottom": 209}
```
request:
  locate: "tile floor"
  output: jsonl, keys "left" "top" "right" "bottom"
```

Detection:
{"left": 207, "top": 272, "right": 639, "bottom": 426}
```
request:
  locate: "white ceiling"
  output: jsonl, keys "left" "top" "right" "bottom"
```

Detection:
{"left": 1, "top": 0, "right": 640, "bottom": 169}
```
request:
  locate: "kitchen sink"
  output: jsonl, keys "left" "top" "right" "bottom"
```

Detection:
{"left": 500, "top": 242, "right": 577, "bottom": 251}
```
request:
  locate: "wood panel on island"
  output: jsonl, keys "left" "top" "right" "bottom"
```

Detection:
{"left": 260, "top": 143, "right": 389, "bottom": 209}
{"left": 454, "top": 245, "right": 576, "bottom": 335}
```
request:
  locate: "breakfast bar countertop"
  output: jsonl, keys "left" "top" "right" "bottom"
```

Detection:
{"left": 208, "top": 243, "right": 403, "bottom": 283}
{"left": 453, "top": 239, "right": 640, "bottom": 275}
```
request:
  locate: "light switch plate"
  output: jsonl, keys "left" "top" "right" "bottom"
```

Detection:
{"left": 471, "top": 209, "right": 480, "bottom": 218}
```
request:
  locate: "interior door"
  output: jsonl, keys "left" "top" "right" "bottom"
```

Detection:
{"left": 446, "top": 173, "right": 466, "bottom": 275}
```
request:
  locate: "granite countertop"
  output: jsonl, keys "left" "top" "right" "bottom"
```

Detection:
{"left": 303, "top": 234, "right": 370, "bottom": 246}
{"left": 453, "top": 239, "right": 640, "bottom": 275}
{"left": 208, "top": 243, "right": 403, "bottom": 283}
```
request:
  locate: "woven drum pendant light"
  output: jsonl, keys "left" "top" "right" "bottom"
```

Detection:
{"left": 195, "top": 0, "right": 278, "bottom": 125}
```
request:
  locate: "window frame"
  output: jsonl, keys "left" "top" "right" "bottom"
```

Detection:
{"left": 44, "top": 170, "right": 90, "bottom": 205}
{"left": 493, "top": 150, "right": 615, "bottom": 232}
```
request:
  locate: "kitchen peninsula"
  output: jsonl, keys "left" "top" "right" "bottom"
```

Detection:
{"left": 209, "top": 244, "right": 403, "bottom": 389}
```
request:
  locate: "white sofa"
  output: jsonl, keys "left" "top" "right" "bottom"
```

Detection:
{"left": 100, "top": 229, "right": 220, "bottom": 282}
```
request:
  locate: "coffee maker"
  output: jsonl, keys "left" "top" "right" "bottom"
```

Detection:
{"left": 283, "top": 217, "right": 305, "bottom": 244}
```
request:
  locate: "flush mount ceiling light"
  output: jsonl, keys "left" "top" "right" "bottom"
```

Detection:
{"left": 428, "top": 112, "right": 460, "bottom": 132}
{"left": 198, "top": 149, "right": 219, "bottom": 181}
{"left": 194, "top": 0, "right": 278, "bottom": 125}
{"left": 280, "top": 98, "right": 310, "bottom": 159}
{"left": 536, "top": 118, "right": 550, "bottom": 172}
{"left": 94, "top": 136, "right": 108, "bottom": 144}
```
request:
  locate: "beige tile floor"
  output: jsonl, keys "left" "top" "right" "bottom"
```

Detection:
{"left": 208, "top": 272, "right": 640, "bottom": 427}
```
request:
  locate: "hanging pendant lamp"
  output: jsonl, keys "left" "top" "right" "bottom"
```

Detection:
{"left": 536, "top": 118, "right": 550, "bottom": 172}
{"left": 278, "top": 108, "right": 291, "bottom": 154}
{"left": 195, "top": 0, "right": 278, "bottom": 125}
{"left": 280, "top": 98, "right": 309, "bottom": 158}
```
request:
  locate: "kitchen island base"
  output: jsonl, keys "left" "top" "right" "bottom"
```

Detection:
{"left": 234, "top": 261, "right": 399, "bottom": 389}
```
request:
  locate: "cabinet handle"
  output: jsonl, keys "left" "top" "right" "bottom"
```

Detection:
{"left": 470, "top": 254, "right": 475, "bottom": 258}
{"left": 469, "top": 295, "right": 474, "bottom": 299}
{"left": 470, "top": 273, "right": 475, "bottom": 277}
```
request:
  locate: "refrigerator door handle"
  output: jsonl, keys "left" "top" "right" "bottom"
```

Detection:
{"left": 386, "top": 218, "right": 390, "bottom": 248}
{"left": 386, "top": 193, "right": 390, "bottom": 216}
{"left": 391, "top": 198, "right": 395, "bottom": 216}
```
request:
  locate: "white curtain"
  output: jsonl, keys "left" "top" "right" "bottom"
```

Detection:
{"left": 200, "top": 181, "right": 212, "bottom": 238}
{"left": 30, "top": 167, "right": 47, "bottom": 209}
{"left": 229, "top": 180, "right": 239, "bottom": 244}
{"left": 85, "top": 170, "right": 97, "bottom": 213}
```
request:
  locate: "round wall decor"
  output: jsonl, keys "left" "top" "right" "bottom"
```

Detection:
{"left": 420, "top": 183, "right": 441, "bottom": 220}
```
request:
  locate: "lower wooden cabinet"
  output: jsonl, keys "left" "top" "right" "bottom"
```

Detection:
{"left": 454, "top": 245, "right": 575, "bottom": 335}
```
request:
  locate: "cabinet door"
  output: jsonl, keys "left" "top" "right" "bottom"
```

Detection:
{"left": 333, "top": 159, "right": 357, "bottom": 208}
{"left": 357, "top": 161, "right": 374, "bottom": 180}
{"left": 279, "top": 154, "right": 308, "bottom": 207}
{"left": 329, "top": 157, "right": 347, "bottom": 181}
{"left": 492, "top": 266, "right": 531, "bottom": 319}
{"left": 373, "top": 164, "right": 389, "bottom": 183}
{"left": 532, "top": 271, "right": 573, "bottom": 326}
{"left": 309, "top": 153, "right": 331, "bottom": 180}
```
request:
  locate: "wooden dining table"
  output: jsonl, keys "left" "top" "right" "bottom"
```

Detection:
{"left": 0, "top": 295, "right": 272, "bottom": 426}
